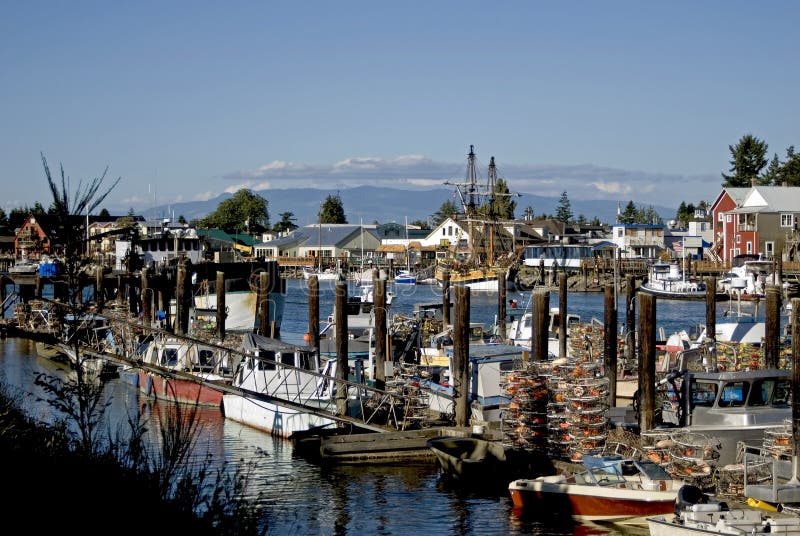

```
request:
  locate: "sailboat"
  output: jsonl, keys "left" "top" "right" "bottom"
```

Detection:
{"left": 302, "top": 213, "right": 344, "bottom": 281}
{"left": 434, "top": 146, "right": 517, "bottom": 292}
{"left": 394, "top": 217, "right": 417, "bottom": 285}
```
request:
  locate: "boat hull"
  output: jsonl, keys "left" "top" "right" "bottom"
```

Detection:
{"left": 222, "top": 393, "right": 336, "bottom": 438}
{"left": 508, "top": 478, "right": 676, "bottom": 521}
{"left": 138, "top": 371, "right": 224, "bottom": 407}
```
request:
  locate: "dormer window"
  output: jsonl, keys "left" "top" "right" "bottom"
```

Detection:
{"left": 781, "top": 214, "right": 794, "bottom": 227}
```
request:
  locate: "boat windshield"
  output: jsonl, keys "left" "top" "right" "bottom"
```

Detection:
{"left": 691, "top": 381, "right": 718, "bottom": 407}
{"left": 586, "top": 467, "right": 626, "bottom": 486}
{"left": 748, "top": 378, "right": 791, "bottom": 406}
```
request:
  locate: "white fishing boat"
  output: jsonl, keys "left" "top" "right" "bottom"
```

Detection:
{"left": 222, "top": 333, "right": 351, "bottom": 438}
{"left": 647, "top": 484, "right": 800, "bottom": 535}
{"left": 639, "top": 261, "right": 712, "bottom": 300}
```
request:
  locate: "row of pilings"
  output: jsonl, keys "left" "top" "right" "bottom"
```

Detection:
{"left": 317, "top": 269, "right": 798, "bottom": 445}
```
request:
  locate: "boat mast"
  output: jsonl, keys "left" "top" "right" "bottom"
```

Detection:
{"left": 487, "top": 155, "right": 497, "bottom": 264}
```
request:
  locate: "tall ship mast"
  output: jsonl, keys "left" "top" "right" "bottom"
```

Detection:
{"left": 438, "top": 145, "right": 520, "bottom": 292}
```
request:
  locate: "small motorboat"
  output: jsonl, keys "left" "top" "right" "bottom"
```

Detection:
{"left": 508, "top": 455, "right": 680, "bottom": 524}
{"left": 647, "top": 484, "right": 800, "bottom": 535}
{"left": 394, "top": 269, "right": 417, "bottom": 285}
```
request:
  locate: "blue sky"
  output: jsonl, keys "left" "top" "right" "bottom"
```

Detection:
{"left": 1, "top": 1, "right": 798, "bottom": 216}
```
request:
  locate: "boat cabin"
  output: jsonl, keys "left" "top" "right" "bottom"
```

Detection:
{"left": 684, "top": 369, "right": 791, "bottom": 422}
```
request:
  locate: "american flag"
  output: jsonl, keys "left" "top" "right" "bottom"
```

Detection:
{"left": 673, "top": 241, "right": 683, "bottom": 252}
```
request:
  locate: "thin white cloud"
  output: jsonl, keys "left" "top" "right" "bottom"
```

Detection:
{"left": 192, "top": 191, "right": 218, "bottom": 201}
{"left": 216, "top": 155, "right": 719, "bottom": 208}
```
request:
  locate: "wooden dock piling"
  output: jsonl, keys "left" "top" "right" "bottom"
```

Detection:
{"left": 765, "top": 284, "right": 781, "bottom": 369}
{"left": 638, "top": 292, "right": 656, "bottom": 432}
{"left": 258, "top": 271, "right": 269, "bottom": 337}
{"left": 96, "top": 268, "right": 104, "bottom": 311}
{"left": 374, "top": 278, "right": 387, "bottom": 390}
{"left": 141, "top": 267, "right": 151, "bottom": 326}
{"left": 334, "top": 282, "right": 348, "bottom": 417}
{"left": 706, "top": 276, "right": 716, "bottom": 343}
{"left": 216, "top": 271, "right": 226, "bottom": 341}
{"left": 441, "top": 269, "right": 451, "bottom": 326}
{"left": 308, "top": 276, "right": 319, "bottom": 352}
{"left": 791, "top": 298, "right": 799, "bottom": 481}
{"left": 532, "top": 289, "right": 549, "bottom": 361}
{"left": 498, "top": 271, "right": 507, "bottom": 340}
{"left": 452, "top": 285, "right": 470, "bottom": 427}
{"left": 604, "top": 284, "right": 617, "bottom": 407}
{"left": 175, "top": 262, "right": 189, "bottom": 335}
{"left": 625, "top": 274, "right": 636, "bottom": 363}
{"left": 559, "top": 273, "right": 568, "bottom": 358}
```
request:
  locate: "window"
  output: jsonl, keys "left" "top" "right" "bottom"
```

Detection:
{"left": 766, "top": 241, "right": 775, "bottom": 257}
{"left": 726, "top": 215, "right": 732, "bottom": 223}
{"left": 161, "top": 348, "right": 179, "bottom": 367}
{"left": 257, "top": 350, "right": 276, "bottom": 370}
{"left": 691, "top": 381, "right": 717, "bottom": 407}
{"left": 719, "top": 381, "right": 749, "bottom": 407}
{"left": 748, "top": 378, "right": 790, "bottom": 406}
{"left": 735, "top": 234, "right": 741, "bottom": 243}
{"left": 718, "top": 212, "right": 724, "bottom": 222}
{"left": 746, "top": 241, "right": 752, "bottom": 254}
{"left": 781, "top": 214, "right": 794, "bottom": 227}
{"left": 738, "top": 214, "right": 746, "bottom": 225}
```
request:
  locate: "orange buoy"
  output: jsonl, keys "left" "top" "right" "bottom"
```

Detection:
{"left": 303, "top": 333, "right": 310, "bottom": 342}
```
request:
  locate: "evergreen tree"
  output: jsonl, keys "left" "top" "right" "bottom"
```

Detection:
{"left": 319, "top": 193, "right": 347, "bottom": 224}
{"left": 478, "top": 178, "right": 517, "bottom": 221}
{"left": 782, "top": 146, "right": 800, "bottom": 186}
{"left": 555, "top": 191, "right": 573, "bottom": 223}
{"left": 273, "top": 211, "right": 299, "bottom": 233}
{"left": 177, "top": 214, "right": 187, "bottom": 224}
{"left": 620, "top": 201, "right": 637, "bottom": 224}
{"left": 721, "top": 134, "right": 768, "bottom": 187}
{"left": 431, "top": 199, "right": 459, "bottom": 227}
{"left": 98, "top": 208, "right": 111, "bottom": 219}
{"left": 409, "top": 218, "right": 430, "bottom": 230}
{"left": 0, "top": 208, "right": 7, "bottom": 232}
{"left": 761, "top": 153, "right": 783, "bottom": 185}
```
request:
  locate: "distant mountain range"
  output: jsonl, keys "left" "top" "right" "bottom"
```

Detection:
{"left": 125, "top": 186, "right": 676, "bottom": 227}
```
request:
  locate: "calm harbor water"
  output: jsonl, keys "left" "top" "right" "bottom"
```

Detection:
{"left": 0, "top": 278, "right": 776, "bottom": 535}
